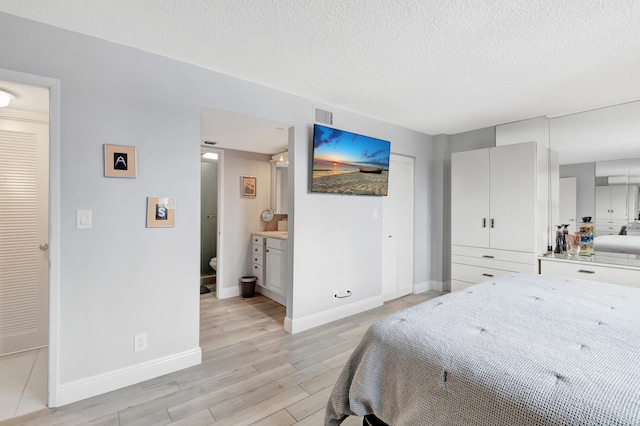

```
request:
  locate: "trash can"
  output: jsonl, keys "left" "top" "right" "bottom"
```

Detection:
{"left": 240, "top": 276, "right": 256, "bottom": 298}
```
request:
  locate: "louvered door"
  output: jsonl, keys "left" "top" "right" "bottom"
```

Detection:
{"left": 0, "top": 110, "right": 49, "bottom": 356}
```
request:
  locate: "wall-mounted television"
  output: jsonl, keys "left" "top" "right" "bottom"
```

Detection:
{"left": 311, "top": 124, "right": 391, "bottom": 196}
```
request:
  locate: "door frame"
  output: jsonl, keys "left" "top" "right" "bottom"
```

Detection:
{"left": 0, "top": 68, "right": 61, "bottom": 407}
{"left": 200, "top": 146, "right": 224, "bottom": 300}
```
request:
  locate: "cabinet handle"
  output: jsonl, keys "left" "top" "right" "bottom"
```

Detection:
{"left": 254, "top": 266, "right": 258, "bottom": 269}
{"left": 482, "top": 273, "right": 494, "bottom": 277}
{"left": 482, "top": 218, "right": 486, "bottom": 228}
{"left": 577, "top": 269, "right": 595, "bottom": 274}
{"left": 482, "top": 255, "right": 494, "bottom": 258}
{"left": 491, "top": 218, "right": 495, "bottom": 228}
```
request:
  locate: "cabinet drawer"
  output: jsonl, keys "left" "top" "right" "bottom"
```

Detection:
{"left": 539, "top": 260, "right": 640, "bottom": 288}
{"left": 252, "top": 235, "right": 265, "bottom": 245}
{"left": 452, "top": 245, "right": 534, "bottom": 264}
{"left": 252, "top": 244, "right": 264, "bottom": 257}
{"left": 252, "top": 253, "right": 263, "bottom": 266}
{"left": 451, "top": 254, "right": 535, "bottom": 273}
{"left": 266, "top": 238, "right": 287, "bottom": 251}
{"left": 252, "top": 263, "right": 264, "bottom": 285}
{"left": 451, "top": 263, "right": 516, "bottom": 285}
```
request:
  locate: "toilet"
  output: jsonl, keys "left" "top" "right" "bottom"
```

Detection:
{"left": 209, "top": 257, "right": 217, "bottom": 271}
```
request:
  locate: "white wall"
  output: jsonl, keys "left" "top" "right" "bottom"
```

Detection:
{"left": 0, "top": 12, "right": 437, "bottom": 404}
{"left": 496, "top": 117, "right": 549, "bottom": 148}
{"left": 219, "top": 150, "right": 271, "bottom": 298}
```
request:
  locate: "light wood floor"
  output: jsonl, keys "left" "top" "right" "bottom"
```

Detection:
{"left": 0, "top": 290, "right": 443, "bottom": 426}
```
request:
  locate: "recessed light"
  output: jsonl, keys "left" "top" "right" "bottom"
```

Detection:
{"left": 0, "top": 89, "right": 11, "bottom": 108}
{"left": 202, "top": 152, "right": 218, "bottom": 160}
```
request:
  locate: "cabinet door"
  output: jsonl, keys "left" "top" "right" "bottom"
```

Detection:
{"left": 595, "top": 186, "right": 611, "bottom": 219}
{"left": 610, "top": 185, "right": 628, "bottom": 221}
{"left": 266, "top": 248, "right": 286, "bottom": 296}
{"left": 489, "top": 143, "right": 536, "bottom": 252}
{"left": 451, "top": 149, "right": 490, "bottom": 247}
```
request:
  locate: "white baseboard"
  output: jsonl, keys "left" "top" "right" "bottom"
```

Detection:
{"left": 54, "top": 348, "right": 201, "bottom": 407}
{"left": 414, "top": 280, "right": 446, "bottom": 293}
{"left": 255, "top": 286, "right": 286, "bottom": 306}
{"left": 286, "top": 295, "right": 383, "bottom": 334}
{"left": 218, "top": 284, "right": 240, "bottom": 299}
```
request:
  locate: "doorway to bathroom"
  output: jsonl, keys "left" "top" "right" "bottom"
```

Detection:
{"left": 200, "top": 149, "right": 220, "bottom": 295}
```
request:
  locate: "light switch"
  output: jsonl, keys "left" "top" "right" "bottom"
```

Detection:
{"left": 77, "top": 210, "right": 92, "bottom": 229}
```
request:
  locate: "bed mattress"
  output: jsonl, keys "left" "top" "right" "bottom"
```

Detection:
{"left": 594, "top": 234, "right": 640, "bottom": 254}
{"left": 326, "top": 273, "right": 640, "bottom": 425}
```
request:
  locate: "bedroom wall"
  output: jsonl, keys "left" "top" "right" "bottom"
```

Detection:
{"left": 560, "top": 162, "right": 596, "bottom": 219}
{"left": 439, "top": 127, "right": 497, "bottom": 285}
{"left": 0, "top": 12, "right": 436, "bottom": 405}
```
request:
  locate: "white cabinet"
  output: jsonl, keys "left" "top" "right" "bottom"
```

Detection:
{"left": 265, "top": 238, "right": 287, "bottom": 297}
{"left": 251, "top": 234, "right": 287, "bottom": 305}
{"left": 451, "top": 142, "right": 556, "bottom": 291}
{"left": 595, "top": 185, "right": 630, "bottom": 236}
{"left": 251, "top": 235, "right": 265, "bottom": 286}
{"left": 539, "top": 257, "right": 640, "bottom": 289}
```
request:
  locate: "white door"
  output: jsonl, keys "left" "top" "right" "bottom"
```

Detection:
{"left": 0, "top": 109, "right": 49, "bottom": 355}
{"left": 490, "top": 143, "right": 536, "bottom": 252}
{"left": 451, "top": 148, "right": 490, "bottom": 247}
{"left": 559, "top": 177, "right": 577, "bottom": 233}
{"left": 610, "top": 185, "right": 628, "bottom": 221}
{"left": 382, "top": 155, "right": 414, "bottom": 301}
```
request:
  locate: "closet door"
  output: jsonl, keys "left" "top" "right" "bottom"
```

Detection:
{"left": 610, "top": 185, "right": 628, "bottom": 221}
{"left": 451, "top": 148, "right": 490, "bottom": 248}
{"left": 489, "top": 143, "right": 536, "bottom": 252}
{"left": 595, "top": 186, "right": 611, "bottom": 219}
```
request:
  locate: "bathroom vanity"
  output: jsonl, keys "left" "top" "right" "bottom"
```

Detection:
{"left": 251, "top": 232, "right": 288, "bottom": 305}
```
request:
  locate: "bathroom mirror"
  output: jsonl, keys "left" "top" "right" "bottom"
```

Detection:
{"left": 270, "top": 152, "right": 289, "bottom": 214}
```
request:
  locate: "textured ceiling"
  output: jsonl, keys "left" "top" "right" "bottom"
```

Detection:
{"left": 1, "top": 1, "right": 639, "bottom": 135}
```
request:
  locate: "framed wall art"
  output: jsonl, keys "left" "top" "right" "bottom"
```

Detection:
{"left": 241, "top": 175, "right": 257, "bottom": 198}
{"left": 104, "top": 144, "right": 137, "bottom": 178}
{"left": 146, "top": 197, "right": 175, "bottom": 228}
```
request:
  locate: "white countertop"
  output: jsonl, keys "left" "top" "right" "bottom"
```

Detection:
{"left": 253, "top": 231, "right": 288, "bottom": 240}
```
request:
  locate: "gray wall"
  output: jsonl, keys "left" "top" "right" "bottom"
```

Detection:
{"left": 439, "top": 127, "right": 497, "bottom": 285}
{"left": 560, "top": 162, "right": 596, "bottom": 220}
{"left": 0, "top": 12, "right": 438, "bottom": 403}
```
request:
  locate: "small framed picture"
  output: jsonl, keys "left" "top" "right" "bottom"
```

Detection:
{"left": 241, "top": 176, "right": 257, "bottom": 198}
{"left": 104, "top": 144, "right": 137, "bottom": 178}
{"left": 146, "top": 197, "right": 175, "bottom": 228}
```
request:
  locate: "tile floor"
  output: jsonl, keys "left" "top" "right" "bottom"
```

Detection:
{"left": 0, "top": 348, "right": 47, "bottom": 421}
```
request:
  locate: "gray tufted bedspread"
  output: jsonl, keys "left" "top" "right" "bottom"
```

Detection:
{"left": 325, "top": 273, "right": 640, "bottom": 425}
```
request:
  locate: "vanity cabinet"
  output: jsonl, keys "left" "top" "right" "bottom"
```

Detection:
{"left": 250, "top": 234, "right": 286, "bottom": 305}
{"left": 265, "top": 238, "right": 287, "bottom": 297}
{"left": 251, "top": 235, "right": 265, "bottom": 286}
{"left": 451, "top": 142, "right": 556, "bottom": 291}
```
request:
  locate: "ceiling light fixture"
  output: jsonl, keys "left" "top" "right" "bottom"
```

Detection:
{"left": 279, "top": 155, "right": 284, "bottom": 162}
{"left": 202, "top": 152, "right": 218, "bottom": 160}
{"left": 0, "top": 89, "right": 11, "bottom": 108}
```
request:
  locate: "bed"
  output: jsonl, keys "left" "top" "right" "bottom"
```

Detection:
{"left": 325, "top": 273, "right": 640, "bottom": 425}
{"left": 594, "top": 234, "right": 640, "bottom": 255}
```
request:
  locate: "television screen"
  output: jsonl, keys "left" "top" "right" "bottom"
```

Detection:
{"left": 311, "top": 124, "right": 390, "bottom": 196}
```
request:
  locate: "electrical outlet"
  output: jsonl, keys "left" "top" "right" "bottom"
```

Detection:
{"left": 134, "top": 333, "right": 147, "bottom": 352}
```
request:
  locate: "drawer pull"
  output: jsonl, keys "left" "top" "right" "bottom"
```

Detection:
{"left": 254, "top": 265, "right": 258, "bottom": 269}
{"left": 482, "top": 218, "right": 486, "bottom": 228}
{"left": 482, "top": 255, "right": 494, "bottom": 259}
{"left": 578, "top": 269, "right": 595, "bottom": 274}
{"left": 491, "top": 218, "right": 495, "bottom": 228}
{"left": 482, "top": 273, "right": 494, "bottom": 277}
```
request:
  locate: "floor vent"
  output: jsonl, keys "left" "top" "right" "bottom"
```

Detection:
{"left": 315, "top": 108, "right": 333, "bottom": 125}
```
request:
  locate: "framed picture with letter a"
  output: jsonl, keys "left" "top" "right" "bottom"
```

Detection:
{"left": 146, "top": 197, "right": 175, "bottom": 228}
{"left": 104, "top": 144, "right": 137, "bottom": 178}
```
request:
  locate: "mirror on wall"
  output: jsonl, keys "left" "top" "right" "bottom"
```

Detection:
{"left": 270, "top": 152, "right": 289, "bottom": 214}
{"left": 560, "top": 157, "right": 640, "bottom": 261}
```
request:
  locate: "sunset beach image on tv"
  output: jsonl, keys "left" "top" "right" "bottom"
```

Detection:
{"left": 311, "top": 124, "right": 390, "bottom": 196}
